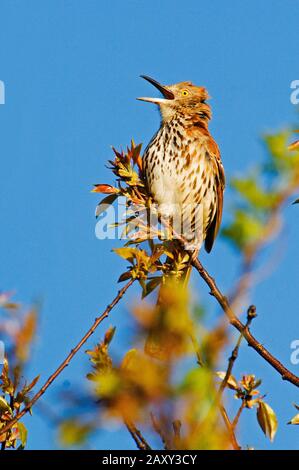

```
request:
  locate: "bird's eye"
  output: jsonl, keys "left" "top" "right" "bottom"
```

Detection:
{"left": 181, "top": 90, "right": 189, "bottom": 96}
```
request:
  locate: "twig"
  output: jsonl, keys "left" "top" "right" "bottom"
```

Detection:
{"left": 190, "top": 333, "right": 204, "bottom": 367}
{"left": 218, "top": 305, "right": 257, "bottom": 398}
{"left": 172, "top": 419, "right": 182, "bottom": 448}
{"left": 150, "top": 412, "right": 171, "bottom": 450}
{"left": 232, "top": 401, "right": 246, "bottom": 430}
{"left": 125, "top": 420, "right": 152, "bottom": 450}
{"left": 217, "top": 306, "right": 256, "bottom": 450}
{"left": 163, "top": 219, "right": 299, "bottom": 388}
{"left": 0, "top": 279, "right": 134, "bottom": 438}
{"left": 219, "top": 404, "right": 241, "bottom": 450}
{"left": 191, "top": 257, "right": 299, "bottom": 388}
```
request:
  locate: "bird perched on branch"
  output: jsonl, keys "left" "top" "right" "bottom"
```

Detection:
{"left": 138, "top": 76, "right": 225, "bottom": 358}
{"left": 138, "top": 75, "right": 225, "bottom": 359}
{"left": 138, "top": 75, "right": 225, "bottom": 257}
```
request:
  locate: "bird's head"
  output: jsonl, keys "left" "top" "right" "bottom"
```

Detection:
{"left": 137, "top": 75, "right": 211, "bottom": 124}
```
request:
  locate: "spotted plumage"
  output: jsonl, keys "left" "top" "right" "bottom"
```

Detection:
{"left": 138, "top": 76, "right": 225, "bottom": 252}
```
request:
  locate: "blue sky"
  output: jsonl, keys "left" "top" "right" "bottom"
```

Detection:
{"left": 0, "top": 0, "right": 298, "bottom": 449}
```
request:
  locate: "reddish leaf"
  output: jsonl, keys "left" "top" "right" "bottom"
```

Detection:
{"left": 92, "top": 184, "right": 119, "bottom": 194}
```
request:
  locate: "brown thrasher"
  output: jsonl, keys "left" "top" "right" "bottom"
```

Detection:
{"left": 138, "top": 76, "right": 225, "bottom": 358}
{"left": 138, "top": 75, "right": 225, "bottom": 257}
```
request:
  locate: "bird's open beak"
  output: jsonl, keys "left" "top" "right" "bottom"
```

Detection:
{"left": 137, "top": 75, "right": 175, "bottom": 103}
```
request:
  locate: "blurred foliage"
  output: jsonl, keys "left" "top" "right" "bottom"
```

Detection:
{"left": 0, "top": 293, "right": 39, "bottom": 449}
{"left": 2, "top": 127, "right": 299, "bottom": 450}
{"left": 59, "top": 283, "right": 232, "bottom": 449}
{"left": 222, "top": 129, "right": 299, "bottom": 257}
{"left": 86, "top": 129, "right": 299, "bottom": 449}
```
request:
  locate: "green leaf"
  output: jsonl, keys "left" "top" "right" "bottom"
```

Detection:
{"left": 264, "top": 131, "right": 299, "bottom": 174}
{"left": 257, "top": 401, "right": 278, "bottom": 441}
{"left": 59, "top": 419, "right": 93, "bottom": 447}
{"left": 0, "top": 396, "right": 12, "bottom": 413}
{"left": 264, "top": 131, "right": 290, "bottom": 164}
{"left": 113, "top": 247, "right": 136, "bottom": 262}
{"left": 222, "top": 210, "right": 264, "bottom": 251}
{"left": 121, "top": 349, "right": 138, "bottom": 370}
{"left": 231, "top": 176, "right": 278, "bottom": 211}
{"left": 17, "top": 422, "right": 28, "bottom": 448}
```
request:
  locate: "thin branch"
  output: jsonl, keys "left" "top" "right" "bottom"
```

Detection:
{"left": 190, "top": 332, "right": 204, "bottom": 367}
{"left": 125, "top": 420, "right": 152, "bottom": 450}
{"left": 163, "top": 218, "right": 299, "bottom": 388}
{"left": 0, "top": 279, "right": 134, "bottom": 438}
{"left": 172, "top": 420, "right": 182, "bottom": 448}
{"left": 218, "top": 305, "right": 257, "bottom": 398}
{"left": 232, "top": 401, "right": 246, "bottom": 430}
{"left": 217, "top": 306, "right": 256, "bottom": 450}
{"left": 219, "top": 404, "right": 241, "bottom": 450}
{"left": 191, "top": 257, "right": 299, "bottom": 388}
{"left": 150, "top": 412, "right": 171, "bottom": 450}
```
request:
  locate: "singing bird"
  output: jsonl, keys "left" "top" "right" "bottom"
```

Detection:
{"left": 138, "top": 76, "right": 225, "bottom": 256}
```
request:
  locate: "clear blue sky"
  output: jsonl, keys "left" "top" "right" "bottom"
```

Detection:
{"left": 0, "top": 0, "right": 298, "bottom": 450}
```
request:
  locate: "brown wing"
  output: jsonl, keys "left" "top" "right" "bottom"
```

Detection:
{"left": 204, "top": 138, "right": 225, "bottom": 253}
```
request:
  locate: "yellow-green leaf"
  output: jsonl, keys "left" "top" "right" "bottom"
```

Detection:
{"left": 59, "top": 419, "right": 92, "bottom": 447}
{"left": 288, "top": 413, "right": 299, "bottom": 425}
{"left": 257, "top": 401, "right": 278, "bottom": 441}
{"left": 121, "top": 349, "right": 137, "bottom": 371}
{"left": 113, "top": 247, "right": 136, "bottom": 261}
{"left": 287, "top": 404, "right": 299, "bottom": 424}
{"left": 0, "top": 396, "right": 12, "bottom": 413}
{"left": 17, "top": 422, "right": 28, "bottom": 448}
{"left": 216, "top": 371, "right": 239, "bottom": 390}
